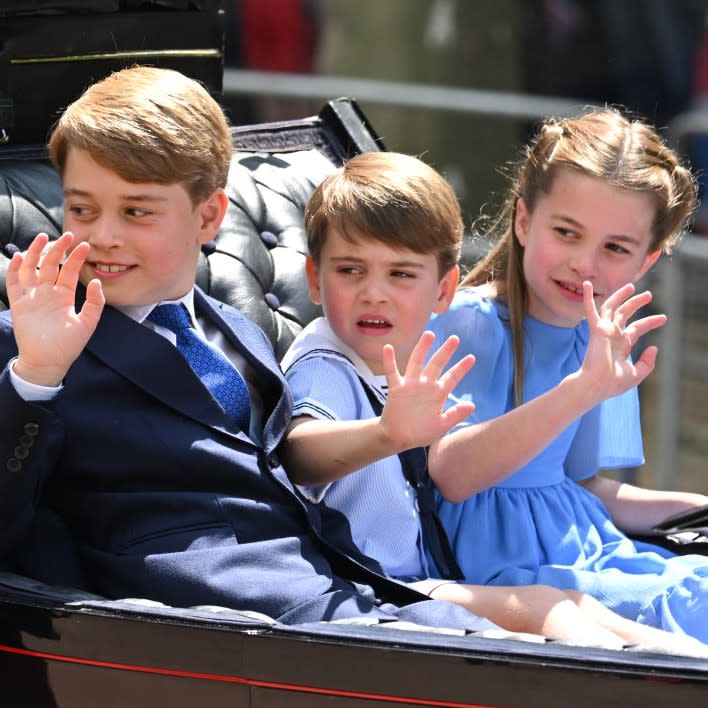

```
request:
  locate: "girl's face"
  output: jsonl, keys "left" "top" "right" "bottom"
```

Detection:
{"left": 514, "top": 167, "right": 661, "bottom": 328}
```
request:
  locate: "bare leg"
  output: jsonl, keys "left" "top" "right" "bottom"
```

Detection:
{"left": 430, "top": 583, "right": 626, "bottom": 647}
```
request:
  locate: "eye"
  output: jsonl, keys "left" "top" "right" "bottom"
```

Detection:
{"left": 391, "top": 270, "right": 416, "bottom": 279}
{"left": 554, "top": 227, "right": 576, "bottom": 239}
{"left": 66, "top": 204, "right": 95, "bottom": 219}
{"left": 336, "top": 265, "right": 362, "bottom": 275}
{"left": 125, "top": 207, "right": 152, "bottom": 218}
{"left": 606, "top": 242, "right": 631, "bottom": 255}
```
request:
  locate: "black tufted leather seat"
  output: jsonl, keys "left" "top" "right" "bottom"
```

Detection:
{"left": 0, "top": 97, "right": 383, "bottom": 360}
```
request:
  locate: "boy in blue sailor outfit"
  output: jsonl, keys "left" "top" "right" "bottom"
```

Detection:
{"left": 280, "top": 150, "right": 702, "bottom": 650}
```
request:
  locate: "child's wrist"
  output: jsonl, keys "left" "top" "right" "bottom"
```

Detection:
{"left": 376, "top": 417, "right": 409, "bottom": 456}
{"left": 12, "top": 357, "right": 66, "bottom": 388}
{"left": 560, "top": 371, "right": 603, "bottom": 413}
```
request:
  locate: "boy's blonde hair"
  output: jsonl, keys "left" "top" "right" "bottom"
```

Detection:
{"left": 49, "top": 65, "right": 233, "bottom": 205}
{"left": 305, "top": 151, "right": 463, "bottom": 278}
{"left": 462, "top": 107, "right": 698, "bottom": 405}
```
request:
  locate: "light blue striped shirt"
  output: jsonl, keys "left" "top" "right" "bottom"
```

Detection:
{"left": 282, "top": 318, "right": 430, "bottom": 581}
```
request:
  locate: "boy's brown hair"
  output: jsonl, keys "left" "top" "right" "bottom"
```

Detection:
{"left": 305, "top": 151, "right": 463, "bottom": 278}
{"left": 49, "top": 65, "right": 233, "bottom": 205}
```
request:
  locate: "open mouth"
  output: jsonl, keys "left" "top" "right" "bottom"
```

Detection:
{"left": 554, "top": 279, "right": 605, "bottom": 301}
{"left": 92, "top": 263, "right": 133, "bottom": 274}
{"left": 357, "top": 318, "right": 392, "bottom": 330}
{"left": 555, "top": 279, "right": 583, "bottom": 296}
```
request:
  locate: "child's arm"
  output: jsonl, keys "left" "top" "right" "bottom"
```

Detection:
{"left": 579, "top": 475, "right": 708, "bottom": 535}
{"left": 429, "top": 282, "right": 665, "bottom": 503}
{"left": 8, "top": 232, "right": 104, "bottom": 386}
{"left": 282, "top": 332, "right": 475, "bottom": 485}
{"left": 0, "top": 233, "right": 103, "bottom": 553}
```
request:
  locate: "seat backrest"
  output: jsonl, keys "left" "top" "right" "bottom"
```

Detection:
{"left": 0, "top": 97, "right": 384, "bottom": 359}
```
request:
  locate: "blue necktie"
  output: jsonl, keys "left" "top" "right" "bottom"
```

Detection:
{"left": 148, "top": 304, "right": 251, "bottom": 431}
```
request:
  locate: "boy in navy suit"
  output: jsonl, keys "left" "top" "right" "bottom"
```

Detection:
{"left": 0, "top": 65, "right": 501, "bottom": 630}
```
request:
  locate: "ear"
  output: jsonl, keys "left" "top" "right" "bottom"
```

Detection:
{"left": 196, "top": 188, "right": 229, "bottom": 245}
{"left": 305, "top": 255, "right": 322, "bottom": 305}
{"left": 432, "top": 264, "right": 459, "bottom": 315}
{"left": 635, "top": 248, "right": 661, "bottom": 281}
{"left": 514, "top": 197, "right": 529, "bottom": 247}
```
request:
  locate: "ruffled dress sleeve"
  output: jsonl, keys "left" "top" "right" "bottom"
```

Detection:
{"left": 429, "top": 289, "right": 514, "bottom": 427}
{"left": 430, "top": 289, "right": 644, "bottom": 482}
{"left": 565, "top": 384, "right": 644, "bottom": 480}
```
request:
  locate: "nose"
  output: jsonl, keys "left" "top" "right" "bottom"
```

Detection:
{"left": 359, "top": 275, "right": 387, "bottom": 303}
{"left": 85, "top": 216, "right": 122, "bottom": 249}
{"left": 569, "top": 246, "right": 597, "bottom": 279}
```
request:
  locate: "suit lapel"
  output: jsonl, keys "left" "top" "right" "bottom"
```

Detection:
{"left": 83, "top": 288, "right": 290, "bottom": 450}
{"left": 194, "top": 288, "right": 292, "bottom": 453}
{"left": 84, "top": 303, "right": 252, "bottom": 443}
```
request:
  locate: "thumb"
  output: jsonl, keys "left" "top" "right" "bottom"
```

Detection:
{"left": 382, "top": 343, "right": 402, "bottom": 388}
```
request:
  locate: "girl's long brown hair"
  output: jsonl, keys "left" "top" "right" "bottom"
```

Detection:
{"left": 462, "top": 107, "right": 698, "bottom": 406}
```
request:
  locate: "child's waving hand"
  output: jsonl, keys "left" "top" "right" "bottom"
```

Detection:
{"left": 380, "top": 331, "right": 475, "bottom": 451}
{"left": 580, "top": 281, "right": 667, "bottom": 400}
{"left": 7, "top": 232, "right": 104, "bottom": 387}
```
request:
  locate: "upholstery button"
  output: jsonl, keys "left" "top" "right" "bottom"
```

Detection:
{"left": 259, "top": 230, "right": 278, "bottom": 249}
{"left": 14, "top": 445, "right": 29, "bottom": 460}
{"left": 201, "top": 240, "right": 217, "bottom": 256}
{"left": 7, "top": 458, "right": 21, "bottom": 473}
{"left": 23, "top": 423, "right": 40, "bottom": 437}
{"left": 264, "top": 292, "right": 280, "bottom": 310}
{"left": 3, "top": 243, "right": 20, "bottom": 258}
{"left": 267, "top": 453, "right": 279, "bottom": 469}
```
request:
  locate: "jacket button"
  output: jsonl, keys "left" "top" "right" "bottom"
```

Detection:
{"left": 267, "top": 453, "right": 279, "bottom": 469}
{"left": 7, "top": 458, "right": 22, "bottom": 473}
{"left": 23, "top": 423, "right": 40, "bottom": 437}
{"left": 13, "top": 445, "right": 29, "bottom": 460}
{"left": 19, "top": 435, "right": 35, "bottom": 448}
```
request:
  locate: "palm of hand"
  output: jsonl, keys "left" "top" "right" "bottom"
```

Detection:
{"left": 584, "top": 314, "right": 635, "bottom": 398}
{"left": 379, "top": 331, "right": 475, "bottom": 452}
{"left": 382, "top": 374, "right": 456, "bottom": 450}
{"left": 582, "top": 281, "right": 666, "bottom": 399}
{"left": 13, "top": 280, "right": 95, "bottom": 368}
{"left": 7, "top": 233, "right": 105, "bottom": 385}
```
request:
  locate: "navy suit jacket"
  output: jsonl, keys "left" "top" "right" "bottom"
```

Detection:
{"left": 0, "top": 287, "right": 489, "bottom": 630}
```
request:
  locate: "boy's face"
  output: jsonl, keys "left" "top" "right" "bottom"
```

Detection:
{"left": 62, "top": 147, "right": 225, "bottom": 307}
{"left": 306, "top": 227, "right": 458, "bottom": 375}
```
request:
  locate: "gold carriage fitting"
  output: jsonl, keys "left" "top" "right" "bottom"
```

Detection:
{"left": 0, "top": 1, "right": 222, "bottom": 145}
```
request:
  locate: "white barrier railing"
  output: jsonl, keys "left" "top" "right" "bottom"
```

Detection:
{"left": 222, "top": 68, "right": 591, "bottom": 120}
{"left": 223, "top": 70, "right": 708, "bottom": 488}
{"left": 653, "top": 111, "right": 708, "bottom": 487}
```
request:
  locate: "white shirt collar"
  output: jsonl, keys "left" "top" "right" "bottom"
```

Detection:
{"left": 281, "top": 317, "right": 387, "bottom": 399}
{"left": 117, "top": 290, "right": 197, "bottom": 326}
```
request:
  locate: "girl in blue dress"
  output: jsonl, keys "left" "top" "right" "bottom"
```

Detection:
{"left": 428, "top": 107, "right": 708, "bottom": 642}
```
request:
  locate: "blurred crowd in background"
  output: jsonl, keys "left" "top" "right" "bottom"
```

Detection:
{"left": 221, "top": 0, "right": 708, "bottom": 234}
{"left": 220, "top": 0, "right": 708, "bottom": 492}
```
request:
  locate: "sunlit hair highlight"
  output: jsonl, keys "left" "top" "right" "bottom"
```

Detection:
{"left": 49, "top": 65, "right": 233, "bottom": 205}
{"left": 305, "top": 151, "right": 463, "bottom": 279}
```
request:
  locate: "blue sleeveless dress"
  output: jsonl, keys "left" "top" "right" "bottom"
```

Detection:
{"left": 429, "top": 288, "right": 708, "bottom": 642}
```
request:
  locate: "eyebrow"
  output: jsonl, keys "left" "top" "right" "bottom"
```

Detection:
{"left": 63, "top": 187, "right": 168, "bottom": 203}
{"left": 552, "top": 214, "right": 644, "bottom": 246}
